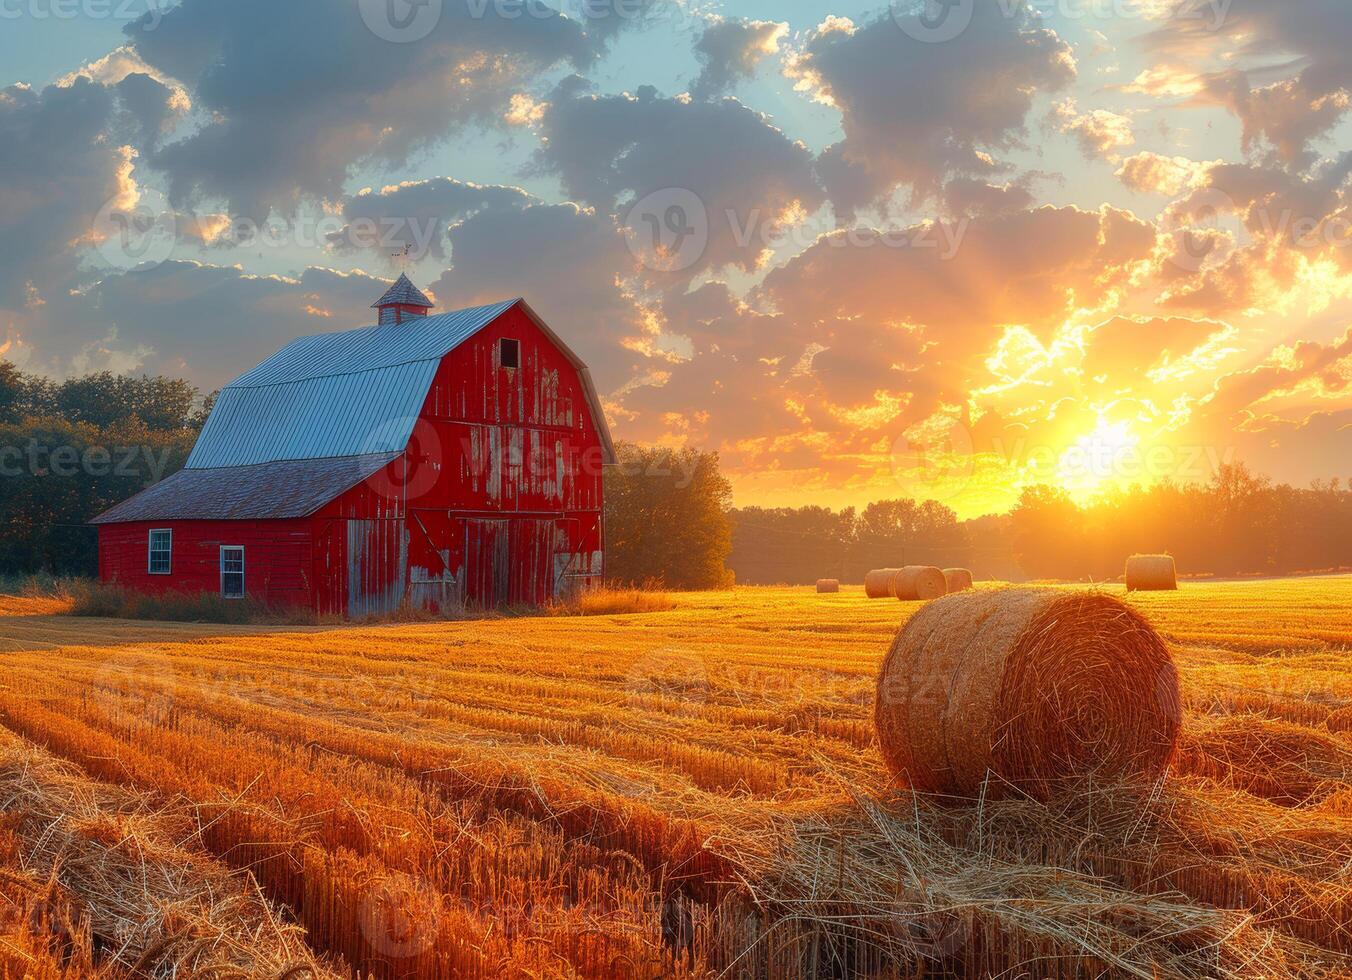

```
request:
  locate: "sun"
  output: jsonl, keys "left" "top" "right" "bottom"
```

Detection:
{"left": 1057, "top": 419, "right": 1140, "bottom": 501}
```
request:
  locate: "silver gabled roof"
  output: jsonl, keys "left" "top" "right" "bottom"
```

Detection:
{"left": 92, "top": 454, "right": 402, "bottom": 523}
{"left": 186, "top": 298, "right": 616, "bottom": 471}
{"left": 371, "top": 273, "right": 433, "bottom": 309}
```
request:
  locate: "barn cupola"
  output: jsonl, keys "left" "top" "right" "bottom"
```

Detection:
{"left": 372, "top": 274, "right": 434, "bottom": 325}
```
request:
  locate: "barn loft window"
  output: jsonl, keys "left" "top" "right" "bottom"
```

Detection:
{"left": 148, "top": 529, "right": 172, "bottom": 575}
{"left": 220, "top": 546, "right": 245, "bottom": 598}
{"left": 500, "top": 338, "right": 520, "bottom": 370}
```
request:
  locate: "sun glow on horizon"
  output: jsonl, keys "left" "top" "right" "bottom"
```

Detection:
{"left": 1057, "top": 419, "right": 1141, "bottom": 502}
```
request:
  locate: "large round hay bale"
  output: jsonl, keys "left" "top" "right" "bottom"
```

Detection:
{"left": 864, "top": 569, "right": 901, "bottom": 599}
{"left": 943, "top": 568, "right": 974, "bottom": 592}
{"left": 816, "top": 579, "right": 840, "bottom": 594}
{"left": 892, "top": 566, "right": 947, "bottom": 601}
{"left": 875, "top": 589, "right": 1180, "bottom": 800}
{"left": 1125, "top": 554, "right": 1178, "bottom": 592}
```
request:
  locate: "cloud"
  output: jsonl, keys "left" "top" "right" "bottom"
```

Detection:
{"left": 1082, "top": 315, "right": 1235, "bottom": 382}
{"left": 0, "top": 75, "right": 179, "bottom": 311}
{"left": 617, "top": 204, "right": 1163, "bottom": 492}
{"left": 10, "top": 261, "right": 391, "bottom": 384}
{"left": 1153, "top": 155, "right": 1352, "bottom": 313}
{"left": 126, "top": 0, "right": 607, "bottom": 220}
{"left": 943, "top": 178, "right": 1039, "bottom": 217}
{"left": 790, "top": 2, "right": 1075, "bottom": 217}
{"left": 1141, "top": 0, "right": 1352, "bottom": 166}
{"left": 534, "top": 84, "right": 822, "bottom": 277}
{"left": 1052, "top": 101, "right": 1134, "bottom": 161}
{"left": 1115, "top": 151, "right": 1210, "bottom": 195}
{"left": 689, "top": 17, "right": 787, "bottom": 100}
{"left": 327, "top": 178, "right": 536, "bottom": 261}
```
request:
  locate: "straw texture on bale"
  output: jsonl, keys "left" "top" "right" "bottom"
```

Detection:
{"left": 864, "top": 569, "right": 901, "bottom": 599}
{"left": 1126, "top": 554, "right": 1178, "bottom": 591}
{"left": 816, "top": 579, "right": 840, "bottom": 594}
{"left": 892, "top": 565, "right": 948, "bottom": 601}
{"left": 943, "top": 568, "right": 974, "bottom": 592}
{"left": 875, "top": 589, "right": 1181, "bottom": 800}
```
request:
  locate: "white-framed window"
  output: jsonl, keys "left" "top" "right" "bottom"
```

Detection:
{"left": 220, "top": 546, "right": 245, "bottom": 598}
{"left": 500, "top": 337, "right": 520, "bottom": 370}
{"left": 148, "top": 529, "right": 172, "bottom": 575}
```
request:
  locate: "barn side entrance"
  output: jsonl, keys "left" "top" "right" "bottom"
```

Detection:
{"left": 347, "top": 519, "right": 408, "bottom": 618}
{"left": 465, "top": 519, "right": 510, "bottom": 608}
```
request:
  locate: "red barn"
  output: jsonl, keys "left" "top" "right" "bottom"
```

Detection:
{"left": 92, "top": 279, "right": 615, "bottom": 615}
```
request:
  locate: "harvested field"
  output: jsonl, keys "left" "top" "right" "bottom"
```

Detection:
{"left": 0, "top": 576, "right": 1350, "bottom": 977}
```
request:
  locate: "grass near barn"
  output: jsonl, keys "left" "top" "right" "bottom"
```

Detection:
{"left": 0, "top": 577, "right": 1351, "bottom": 977}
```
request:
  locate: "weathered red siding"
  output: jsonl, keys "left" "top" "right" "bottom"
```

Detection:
{"left": 98, "top": 519, "right": 314, "bottom": 608}
{"left": 312, "top": 305, "right": 607, "bottom": 612}
{"left": 97, "top": 303, "right": 607, "bottom": 615}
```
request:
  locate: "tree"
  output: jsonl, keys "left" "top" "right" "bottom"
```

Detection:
{"left": 0, "top": 364, "right": 209, "bottom": 576}
{"left": 1010, "top": 484, "right": 1084, "bottom": 580}
{"left": 605, "top": 443, "right": 733, "bottom": 589}
{"left": 0, "top": 362, "right": 22, "bottom": 425}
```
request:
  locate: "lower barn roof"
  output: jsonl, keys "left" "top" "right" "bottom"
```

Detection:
{"left": 91, "top": 453, "right": 401, "bottom": 524}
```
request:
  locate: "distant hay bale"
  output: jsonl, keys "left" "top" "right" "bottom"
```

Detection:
{"left": 892, "top": 566, "right": 947, "bottom": 601}
{"left": 943, "top": 568, "right": 974, "bottom": 592}
{"left": 1125, "top": 554, "right": 1178, "bottom": 592}
{"left": 864, "top": 569, "right": 901, "bottom": 599}
{"left": 816, "top": 579, "right": 840, "bottom": 594}
{"left": 875, "top": 589, "right": 1181, "bottom": 800}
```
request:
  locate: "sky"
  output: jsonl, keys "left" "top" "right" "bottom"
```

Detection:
{"left": 2, "top": 0, "right": 1351, "bottom": 518}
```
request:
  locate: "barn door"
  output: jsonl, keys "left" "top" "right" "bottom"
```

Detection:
{"left": 464, "top": 519, "right": 510, "bottom": 609}
{"left": 510, "top": 520, "right": 560, "bottom": 606}
{"left": 347, "top": 519, "right": 407, "bottom": 618}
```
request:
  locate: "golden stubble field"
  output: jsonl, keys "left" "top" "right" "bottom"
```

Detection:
{"left": 1, "top": 577, "right": 1352, "bottom": 979}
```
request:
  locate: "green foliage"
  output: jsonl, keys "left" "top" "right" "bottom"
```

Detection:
{"left": 0, "top": 363, "right": 208, "bottom": 576}
{"left": 604, "top": 443, "right": 734, "bottom": 590}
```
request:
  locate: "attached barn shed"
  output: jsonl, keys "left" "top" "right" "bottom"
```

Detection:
{"left": 93, "top": 279, "right": 615, "bottom": 615}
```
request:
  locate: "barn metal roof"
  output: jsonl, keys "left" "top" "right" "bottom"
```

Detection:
{"left": 371, "top": 273, "right": 433, "bottom": 309}
{"left": 186, "top": 298, "right": 615, "bottom": 471}
{"left": 91, "top": 454, "right": 401, "bottom": 524}
{"left": 188, "top": 299, "right": 517, "bottom": 469}
{"left": 92, "top": 297, "right": 617, "bottom": 524}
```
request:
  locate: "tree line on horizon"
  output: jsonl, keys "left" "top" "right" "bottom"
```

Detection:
{"left": 725, "top": 463, "right": 1352, "bottom": 585}
{"left": 3, "top": 364, "right": 1349, "bottom": 588}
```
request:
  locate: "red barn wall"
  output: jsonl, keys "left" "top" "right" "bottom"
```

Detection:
{"left": 97, "top": 304, "right": 607, "bottom": 615}
{"left": 98, "top": 520, "right": 314, "bottom": 608}
{"left": 316, "top": 304, "right": 607, "bottom": 612}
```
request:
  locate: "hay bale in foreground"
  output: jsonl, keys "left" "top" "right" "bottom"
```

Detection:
{"left": 892, "top": 565, "right": 947, "bottom": 601}
{"left": 864, "top": 569, "right": 901, "bottom": 599}
{"left": 1126, "top": 554, "right": 1178, "bottom": 591}
{"left": 943, "top": 568, "right": 974, "bottom": 592}
{"left": 816, "top": 579, "right": 840, "bottom": 594}
{"left": 875, "top": 589, "right": 1180, "bottom": 800}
